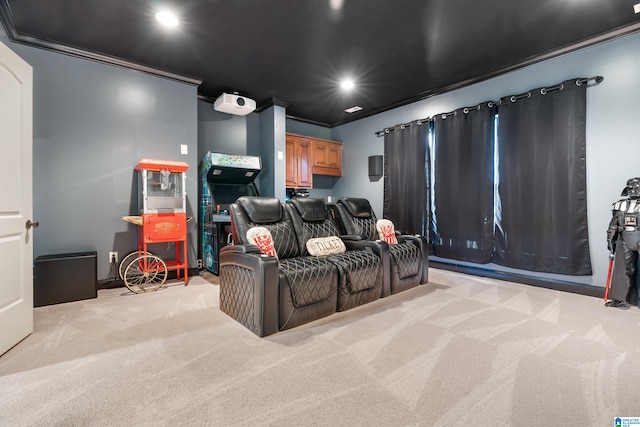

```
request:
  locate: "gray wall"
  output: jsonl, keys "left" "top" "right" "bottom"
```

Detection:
{"left": 197, "top": 103, "right": 254, "bottom": 158}
{"left": 331, "top": 31, "right": 640, "bottom": 289}
{"left": 1, "top": 32, "right": 198, "bottom": 282}
{"left": 6, "top": 21, "right": 637, "bottom": 289}
{"left": 286, "top": 119, "right": 332, "bottom": 140}
{"left": 257, "top": 105, "right": 287, "bottom": 201}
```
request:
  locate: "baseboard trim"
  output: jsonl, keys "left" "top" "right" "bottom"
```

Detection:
{"left": 429, "top": 261, "right": 603, "bottom": 299}
{"left": 97, "top": 268, "right": 202, "bottom": 290}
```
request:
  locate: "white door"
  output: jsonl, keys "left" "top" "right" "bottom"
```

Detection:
{"left": 0, "top": 41, "right": 34, "bottom": 356}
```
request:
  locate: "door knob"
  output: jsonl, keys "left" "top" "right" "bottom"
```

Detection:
{"left": 26, "top": 220, "right": 39, "bottom": 230}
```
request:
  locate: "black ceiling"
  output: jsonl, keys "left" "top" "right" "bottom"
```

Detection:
{"left": 2, "top": 0, "right": 640, "bottom": 127}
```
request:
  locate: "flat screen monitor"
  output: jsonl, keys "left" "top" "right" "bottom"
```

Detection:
{"left": 210, "top": 182, "right": 258, "bottom": 210}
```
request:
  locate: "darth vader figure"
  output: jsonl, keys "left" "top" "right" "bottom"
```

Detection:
{"left": 606, "top": 177, "right": 640, "bottom": 306}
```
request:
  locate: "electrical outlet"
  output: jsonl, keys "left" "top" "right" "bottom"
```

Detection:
{"left": 109, "top": 251, "right": 118, "bottom": 264}
{"left": 197, "top": 259, "right": 203, "bottom": 269}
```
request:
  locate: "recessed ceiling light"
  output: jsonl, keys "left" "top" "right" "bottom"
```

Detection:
{"left": 156, "top": 11, "right": 179, "bottom": 27}
{"left": 329, "top": 0, "right": 345, "bottom": 10}
{"left": 340, "top": 79, "right": 355, "bottom": 90}
{"left": 345, "top": 106, "right": 363, "bottom": 113}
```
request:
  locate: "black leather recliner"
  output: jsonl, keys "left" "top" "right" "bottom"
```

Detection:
{"left": 334, "top": 197, "right": 429, "bottom": 296}
{"left": 219, "top": 196, "right": 386, "bottom": 337}
{"left": 220, "top": 196, "right": 337, "bottom": 336}
{"left": 286, "top": 197, "right": 385, "bottom": 311}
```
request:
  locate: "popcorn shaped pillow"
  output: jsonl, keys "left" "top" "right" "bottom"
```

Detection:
{"left": 246, "top": 227, "right": 278, "bottom": 258}
{"left": 376, "top": 219, "right": 398, "bottom": 244}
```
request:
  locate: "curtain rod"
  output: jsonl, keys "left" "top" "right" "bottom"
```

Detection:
{"left": 505, "top": 76, "right": 604, "bottom": 102}
{"left": 437, "top": 100, "right": 499, "bottom": 120}
{"left": 374, "top": 117, "right": 429, "bottom": 137}
{"left": 374, "top": 75, "right": 603, "bottom": 137}
{"left": 576, "top": 75, "right": 604, "bottom": 86}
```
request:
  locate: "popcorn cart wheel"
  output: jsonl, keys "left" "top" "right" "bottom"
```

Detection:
{"left": 122, "top": 254, "right": 168, "bottom": 294}
{"left": 118, "top": 250, "right": 152, "bottom": 281}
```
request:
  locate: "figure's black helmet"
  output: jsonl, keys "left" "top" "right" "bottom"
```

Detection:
{"left": 622, "top": 177, "right": 640, "bottom": 198}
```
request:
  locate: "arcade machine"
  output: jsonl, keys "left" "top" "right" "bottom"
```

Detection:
{"left": 200, "top": 152, "right": 261, "bottom": 274}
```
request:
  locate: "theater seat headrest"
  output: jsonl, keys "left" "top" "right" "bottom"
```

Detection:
{"left": 237, "top": 196, "right": 282, "bottom": 223}
{"left": 289, "top": 198, "right": 327, "bottom": 221}
{"left": 339, "top": 198, "right": 373, "bottom": 218}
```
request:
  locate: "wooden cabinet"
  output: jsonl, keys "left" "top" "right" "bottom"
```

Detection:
{"left": 312, "top": 140, "right": 342, "bottom": 176}
{"left": 286, "top": 134, "right": 313, "bottom": 188}
{"left": 286, "top": 133, "right": 342, "bottom": 188}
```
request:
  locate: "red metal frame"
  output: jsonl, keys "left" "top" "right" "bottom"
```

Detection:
{"left": 136, "top": 212, "right": 189, "bottom": 284}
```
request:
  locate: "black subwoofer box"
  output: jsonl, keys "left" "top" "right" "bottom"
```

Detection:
{"left": 34, "top": 251, "right": 97, "bottom": 307}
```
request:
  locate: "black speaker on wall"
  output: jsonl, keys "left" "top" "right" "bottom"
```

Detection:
{"left": 368, "top": 155, "right": 383, "bottom": 181}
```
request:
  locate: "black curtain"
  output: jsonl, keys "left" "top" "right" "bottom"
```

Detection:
{"left": 383, "top": 121, "right": 429, "bottom": 236}
{"left": 431, "top": 103, "right": 497, "bottom": 263}
{"left": 494, "top": 79, "right": 592, "bottom": 275}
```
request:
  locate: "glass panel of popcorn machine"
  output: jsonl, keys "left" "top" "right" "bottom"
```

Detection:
{"left": 143, "top": 170, "right": 185, "bottom": 213}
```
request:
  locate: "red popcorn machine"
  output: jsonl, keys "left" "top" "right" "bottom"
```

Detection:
{"left": 121, "top": 158, "right": 190, "bottom": 293}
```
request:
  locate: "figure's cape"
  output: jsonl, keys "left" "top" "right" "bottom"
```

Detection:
{"left": 609, "top": 236, "right": 629, "bottom": 302}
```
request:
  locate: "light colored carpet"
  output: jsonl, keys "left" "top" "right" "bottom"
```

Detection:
{"left": 1, "top": 269, "right": 639, "bottom": 426}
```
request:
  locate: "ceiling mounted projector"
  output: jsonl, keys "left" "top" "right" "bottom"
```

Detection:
{"left": 214, "top": 92, "right": 256, "bottom": 116}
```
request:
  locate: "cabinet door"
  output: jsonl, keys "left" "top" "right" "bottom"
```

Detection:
{"left": 325, "top": 143, "right": 341, "bottom": 169}
{"left": 312, "top": 140, "right": 342, "bottom": 176}
{"left": 313, "top": 142, "right": 329, "bottom": 168}
{"left": 296, "top": 139, "right": 313, "bottom": 188}
{"left": 285, "top": 138, "right": 297, "bottom": 188}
